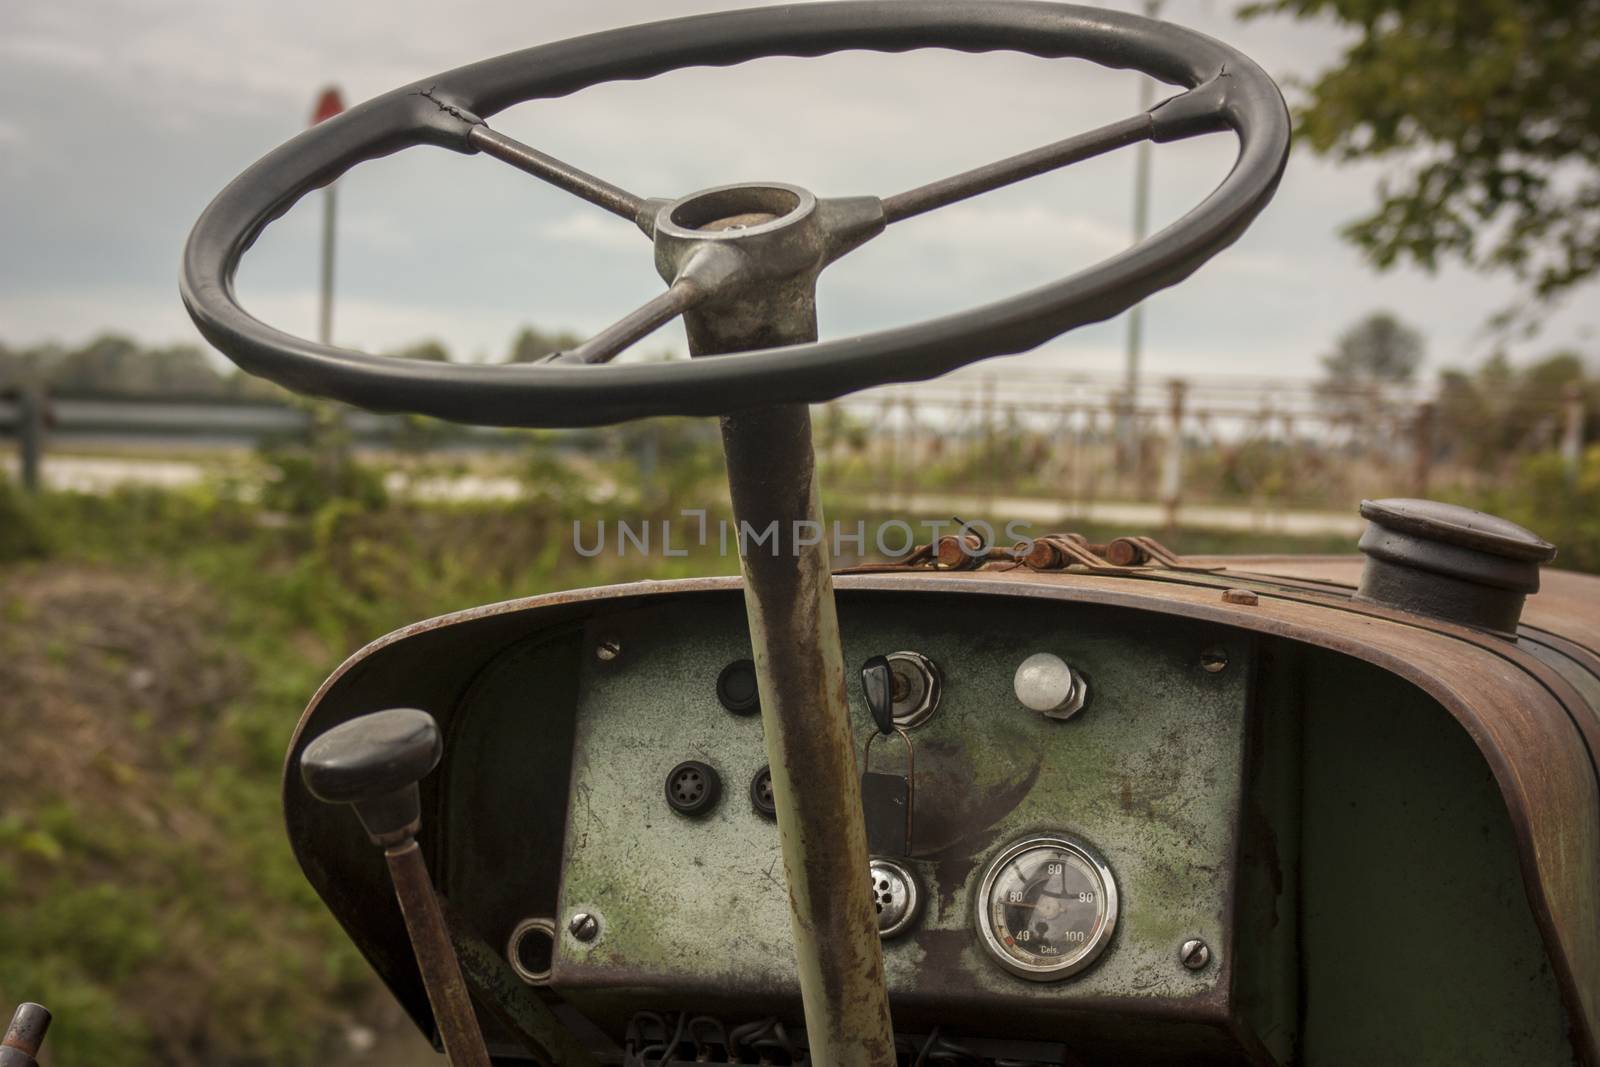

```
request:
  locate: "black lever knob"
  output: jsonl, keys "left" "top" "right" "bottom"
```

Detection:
{"left": 300, "top": 708, "right": 442, "bottom": 845}
{"left": 862, "top": 655, "right": 895, "bottom": 735}
{"left": 299, "top": 709, "right": 493, "bottom": 1067}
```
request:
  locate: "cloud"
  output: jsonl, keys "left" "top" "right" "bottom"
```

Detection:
{"left": 536, "top": 212, "right": 650, "bottom": 252}
{"left": 0, "top": 34, "right": 102, "bottom": 71}
{"left": 0, "top": 0, "right": 1592, "bottom": 399}
{"left": 893, "top": 203, "right": 1131, "bottom": 261}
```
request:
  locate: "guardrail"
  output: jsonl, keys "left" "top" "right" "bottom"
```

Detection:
{"left": 2, "top": 378, "right": 1587, "bottom": 520}
{"left": 0, "top": 389, "right": 531, "bottom": 490}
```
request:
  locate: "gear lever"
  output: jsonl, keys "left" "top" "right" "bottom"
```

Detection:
{"left": 300, "top": 708, "right": 492, "bottom": 1067}
{"left": 1, "top": 1003, "right": 50, "bottom": 1067}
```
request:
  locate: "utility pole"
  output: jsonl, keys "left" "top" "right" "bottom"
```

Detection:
{"left": 1562, "top": 382, "right": 1586, "bottom": 480}
{"left": 311, "top": 87, "right": 344, "bottom": 347}
{"left": 1121, "top": 0, "right": 1162, "bottom": 473}
{"left": 1161, "top": 378, "right": 1187, "bottom": 533}
{"left": 310, "top": 87, "right": 346, "bottom": 483}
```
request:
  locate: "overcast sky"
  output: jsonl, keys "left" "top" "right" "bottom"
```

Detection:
{"left": 3, "top": 0, "right": 1595, "bottom": 392}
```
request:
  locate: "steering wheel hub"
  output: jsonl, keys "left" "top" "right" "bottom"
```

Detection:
{"left": 661, "top": 183, "right": 814, "bottom": 237}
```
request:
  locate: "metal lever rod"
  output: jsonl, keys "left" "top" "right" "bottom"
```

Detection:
{"left": 300, "top": 709, "right": 493, "bottom": 1067}
{"left": 468, "top": 124, "right": 646, "bottom": 222}
{"left": 1, "top": 1003, "right": 50, "bottom": 1067}
{"left": 675, "top": 191, "right": 896, "bottom": 1065}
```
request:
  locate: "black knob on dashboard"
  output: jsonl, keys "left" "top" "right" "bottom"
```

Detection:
{"left": 300, "top": 708, "right": 442, "bottom": 844}
{"left": 861, "top": 655, "right": 895, "bottom": 735}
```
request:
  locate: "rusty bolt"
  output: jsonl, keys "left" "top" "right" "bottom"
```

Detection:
{"left": 1200, "top": 648, "right": 1228, "bottom": 674}
{"left": 935, "top": 533, "right": 985, "bottom": 568}
{"left": 568, "top": 912, "right": 599, "bottom": 942}
{"left": 1024, "top": 539, "right": 1063, "bottom": 569}
{"left": 1180, "top": 938, "right": 1211, "bottom": 971}
{"left": 595, "top": 639, "right": 621, "bottom": 663}
{"left": 1105, "top": 538, "right": 1146, "bottom": 567}
{"left": 1221, "top": 588, "right": 1259, "bottom": 606}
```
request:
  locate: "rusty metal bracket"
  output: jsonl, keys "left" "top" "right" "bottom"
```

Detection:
{"left": 838, "top": 531, "right": 1224, "bottom": 576}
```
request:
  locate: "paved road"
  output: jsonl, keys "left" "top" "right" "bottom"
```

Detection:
{"left": 2, "top": 453, "right": 527, "bottom": 501}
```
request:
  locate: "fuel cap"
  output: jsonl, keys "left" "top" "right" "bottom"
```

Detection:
{"left": 1354, "top": 498, "right": 1556, "bottom": 636}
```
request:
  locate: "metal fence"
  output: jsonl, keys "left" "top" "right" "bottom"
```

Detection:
{"left": 3, "top": 370, "right": 1589, "bottom": 532}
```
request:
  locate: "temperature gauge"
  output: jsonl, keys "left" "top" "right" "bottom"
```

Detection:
{"left": 976, "top": 834, "right": 1118, "bottom": 981}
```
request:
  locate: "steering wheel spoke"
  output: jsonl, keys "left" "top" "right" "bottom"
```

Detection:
{"left": 542, "top": 246, "right": 742, "bottom": 365}
{"left": 881, "top": 78, "right": 1233, "bottom": 224}
{"left": 467, "top": 123, "right": 648, "bottom": 225}
{"left": 881, "top": 113, "right": 1152, "bottom": 224}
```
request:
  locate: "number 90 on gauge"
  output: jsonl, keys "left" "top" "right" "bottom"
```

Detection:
{"left": 975, "top": 834, "right": 1119, "bottom": 981}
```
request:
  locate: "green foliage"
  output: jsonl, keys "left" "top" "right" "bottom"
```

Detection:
{"left": 389, "top": 339, "right": 452, "bottom": 363}
{"left": 0, "top": 475, "right": 49, "bottom": 562}
{"left": 3, "top": 333, "right": 285, "bottom": 398}
{"left": 1471, "top": 446, "right": 1600, "bottom": 573}
{"left": 257, "top": 446, "right": 389, "bottom": 516}
{"left": 610, "top": 418, "right": 727, "bottom": 513}
{"left": 1243, "top": 0, "right": 1600, "bottom": 317}
{"left": 1435, "top": 351, "right": 1596, "bottom": 468}
{"left": 1320, "top": 311, "right": 1424, "bottom": 388}
{"left": 507, "top": 325, "right": 583, "bottom": 363}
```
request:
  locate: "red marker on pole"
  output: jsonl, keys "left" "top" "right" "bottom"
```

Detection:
{"left": 311, "top": 87, "right": 344, "bottom": 345}
{"left": 311, "top": 86, "right": 345, "bottom": 126}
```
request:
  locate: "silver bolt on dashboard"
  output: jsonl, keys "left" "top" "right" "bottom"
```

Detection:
{"left": 1199, "top": 648, "right": 1228, "bottom": 674}
{"left": 568, "top": 912, "right": 600, "bottom": 942}
{"left": 1180, "top": 938, "right": 1211, "bottom": 970}
{"left": 594, "top": 638, "right": 621, "bottom": 663}
{"left": 1014, "top": 652, "right": 1089, "bottom": 720}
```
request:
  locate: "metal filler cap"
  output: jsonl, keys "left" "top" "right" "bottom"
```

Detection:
{"left": 1354, "top": 498, "right": 1557, "bottom": 637}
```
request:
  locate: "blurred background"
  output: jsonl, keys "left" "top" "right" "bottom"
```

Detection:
{"left": 2, "top": 0, "right": 1597, "bottom": 1063}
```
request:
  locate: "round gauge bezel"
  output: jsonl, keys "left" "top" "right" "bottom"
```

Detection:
{"left": 975, "top": 833, "right": 1119, "bottom": 981}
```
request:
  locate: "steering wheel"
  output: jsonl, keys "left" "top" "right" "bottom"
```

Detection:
{"left": 180, "top": 1, "right": 1289, "bottom": 428}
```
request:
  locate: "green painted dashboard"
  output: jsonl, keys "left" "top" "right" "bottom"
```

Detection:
{"left": 287, "top": 581, "right": 1585, "bottom": 1066}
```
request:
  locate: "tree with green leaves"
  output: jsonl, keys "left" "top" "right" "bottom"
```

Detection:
{"left": 1436, "top": 350, "right": 1595, "bottom": 469}
{"left": 1317, "top": 311, "right": 1425, "bottom": 423}
{"left": 507, "top": 326, "right": 582, "bottom": 363}
{"left": 1244, "top": 0, "right": 1600, "bottom": 323}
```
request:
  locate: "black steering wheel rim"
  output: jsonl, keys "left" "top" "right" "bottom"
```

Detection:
{"left": 180, "top": 0, "right": 1290, "bottom": 429}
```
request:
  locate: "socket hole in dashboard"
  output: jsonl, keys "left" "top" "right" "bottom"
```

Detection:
{"left": 666, "top": 760, "right": 722, "bottom": 816}
{"left": 507, "top": 918, "right": 556, "bottom": 984}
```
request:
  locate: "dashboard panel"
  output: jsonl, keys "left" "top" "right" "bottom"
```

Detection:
{"left": 286, "top": 573, "right": 1589, "bottom": 1066}
{"left": 547, "top": 593, "right": 1256, "bottom": 1045}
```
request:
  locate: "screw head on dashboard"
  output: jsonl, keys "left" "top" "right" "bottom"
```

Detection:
{"left": 568, "top": 912, "right": 600, "bottom": 942}
{"left": 595, "top": 638, "right": 621, "bottom": 663}
{"left": 1180, "top": 938, "right": 1211, "bottom": 970}
{"left": 1199, "top": 648, "right": 1228, "bottom": 674}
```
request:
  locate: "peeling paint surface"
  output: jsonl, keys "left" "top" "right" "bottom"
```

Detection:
{"left": 553, "top": 594, "right": 1251, "bottom": 1030}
